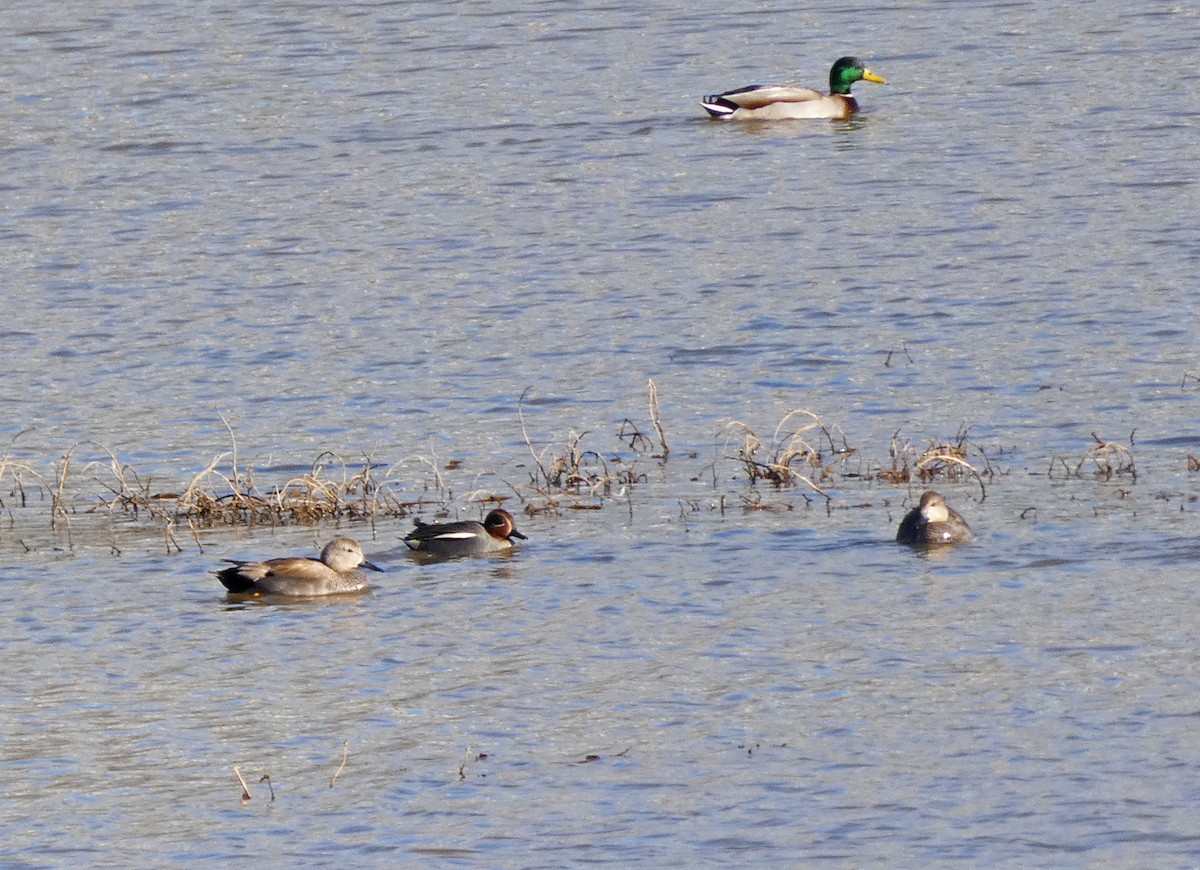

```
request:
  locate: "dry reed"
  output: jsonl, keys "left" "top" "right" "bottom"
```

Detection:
{"left": 331, "top": 741, "right": 349, "bottom": 788}
{"left": 720, "top": 408, "right": 853, "bottom": 497}
{"left": 877, "top": 425, "right": 989, "bottom": 499}
{"left": 1049, "top": 432, "right": 1136, "bottom": 481}
{"left": 517, "top": 388, "right": 649, "bottom": 514}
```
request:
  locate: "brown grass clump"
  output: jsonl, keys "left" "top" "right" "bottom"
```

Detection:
{"left": 519, "top": 426, "right": 642, "bottom": 514}
{"left": 1049, "top": 432, "right": 1136, "bottom": 481}
{"left": 0, "top": 430, "right": 51, "bottom": 515}
{"left": 1, "top": 418, "right": 422, "bottom": 553}
{"left": 517, "top": 389, "right": 652, "bottom": 514}
{"left": 171, "top": 418, "right": 415, "bottom": 527}
{"left": 720, "top": 409, "right": 854, "bottom": 497}
{"left": 4, "top": 438, "right": 191, "bottom": 549}
{"left": 877, "top": 426, "right": 990, "bottom": 499}
{"left": 175, "top": 450, "right": 400, "bottom": 526}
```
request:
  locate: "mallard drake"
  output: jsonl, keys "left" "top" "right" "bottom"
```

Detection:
{"left": 701, "top": 56, "right": 887, "bottom": 121}
{"left": 215, "top": 537, "right": 383, "bottom": 596}
{"left": 895, "top": 491, "right": 973, "bottom": 547}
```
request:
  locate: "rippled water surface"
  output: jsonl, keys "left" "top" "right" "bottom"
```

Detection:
{"left": 2, "top": 0, "right": 1200, "bottom": 865}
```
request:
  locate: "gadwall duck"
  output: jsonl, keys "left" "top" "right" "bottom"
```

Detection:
{"left": 215, "top": 536, "right": 382, "bottom": 595}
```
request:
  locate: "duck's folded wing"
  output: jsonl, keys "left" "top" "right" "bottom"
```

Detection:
{"left": 221, "top": 559, "right": 271, "bottom": 581}
{"left": 404, "top": 520, "right": 478, "bottom": 546}
{"left": 715, "top": 84, "right": 825, "bottom": 109}
{"left": 216, "top": 559, "right": 269, "bottom": 591}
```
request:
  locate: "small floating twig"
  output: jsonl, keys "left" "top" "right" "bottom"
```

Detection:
{"left": 164, "top": 518, "right": 181, "bottom": 555}
{"left": 233, "top": 765, "right": 251, "bottom": 801}
{"left": 458, "top": 744, "right": 472, "bottom": 781}
{"left": 648, "top": 378, "right": 669, "bottom": 459}
{"left": 884, "top": 340, "right": 914, "bottom": 367}
{"left": 330, "top": 740, "right": 349, "bottom": 788}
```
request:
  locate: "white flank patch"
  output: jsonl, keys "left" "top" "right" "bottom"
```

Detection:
{"left": 434, "top": 531, "right": 478, "bottom": 540}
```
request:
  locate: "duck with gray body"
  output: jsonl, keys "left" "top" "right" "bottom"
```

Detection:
{"left": 896, "top": 491, "right": 973, "bottom": 546}
{"left": 404, "top": 508, "right": 526, "bottom": 558}
{"left": 701, "top": 56, "right": 887, "bottom": 121}
{"left": 215, "top": 536, "right": 383, "bottom": 595}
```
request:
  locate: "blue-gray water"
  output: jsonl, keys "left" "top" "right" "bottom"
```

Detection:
{"left": 2, "top": 0, "right": 1200, "bottom": 865}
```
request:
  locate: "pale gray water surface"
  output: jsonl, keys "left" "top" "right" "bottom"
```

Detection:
{"left": 2, "top": 0, "right": 1200, "bottom": 865}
